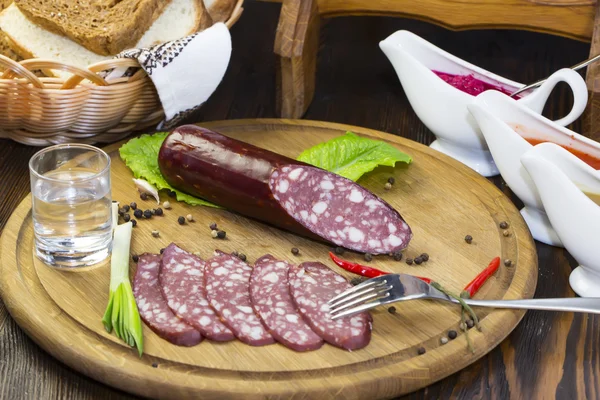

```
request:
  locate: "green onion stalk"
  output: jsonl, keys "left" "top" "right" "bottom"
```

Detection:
{"left": 102, "top": 203, "right": 144, "bottom": 356}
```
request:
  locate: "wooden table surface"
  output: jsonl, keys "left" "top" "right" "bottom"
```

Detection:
{"left": 1, "top": 1, "right": 598, "bottom": 399}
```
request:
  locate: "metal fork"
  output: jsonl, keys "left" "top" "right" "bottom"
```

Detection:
{"left": 328, "top": 274, "right": 600, "bottom": 320}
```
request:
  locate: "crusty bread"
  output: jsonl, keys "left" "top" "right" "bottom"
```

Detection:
{"left": 0, "top": 0, "right": 20, "bottom": 63}
{"left": 203, "top": 0, "right": 235, "bottom": 23}
{"left": 13, "top": 0, "right": 172, "bottom": 56}
{"left": 138, "top": 0, "right": 212, "bottom": 48}
{"left": 0, "top": 0, "right": 211, "bottom": 78}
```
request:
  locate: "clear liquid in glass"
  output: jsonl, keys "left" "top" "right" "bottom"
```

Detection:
{"left": 31, "top": 168, "right": 113, "bottom": 269}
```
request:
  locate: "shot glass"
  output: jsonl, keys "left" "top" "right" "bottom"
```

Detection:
{"left": 29, "top": 144, "right": 113, "bottom": 269}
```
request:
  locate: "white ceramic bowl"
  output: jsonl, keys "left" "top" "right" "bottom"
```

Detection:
{"left": 522, "top": 142, "right": 600, "bottom": 297}
{"left": 379, "top": 30, "right": 589, "bottom": 177}
{"left": 468, "top": 90, "right": 600, "bottom": 247}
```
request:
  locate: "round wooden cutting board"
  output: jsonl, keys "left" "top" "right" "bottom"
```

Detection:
{"left": 0, "top": 119, "right": 537, "bottom": 399}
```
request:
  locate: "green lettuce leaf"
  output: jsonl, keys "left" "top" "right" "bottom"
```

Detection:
{"left": 119, "top": 132, "right": 219, "bottom": 208}
{"left": 296, "top": 131, "right": 412, "bottom": 181}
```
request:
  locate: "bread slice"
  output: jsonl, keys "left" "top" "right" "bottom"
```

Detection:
{"left": 0, "top": 0, "right": 212, "bottom": 78}
{"left": 0, "top": 0, "right": 20, "bottom": 63}
{"left": 204, "top": 0, "right": 235, "bottom": 23}
{"left": 13, "top": 0, "right": 172, "bottom": 56}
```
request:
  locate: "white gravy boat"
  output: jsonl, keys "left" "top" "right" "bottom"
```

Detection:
{"left": 379, "top": 30, "right": 588, "bottom": 177}
{"left": 521, "top": 142, "right": 600, "bottom": 297}
{"left": 468, "top": 90, "right": 600, "bottom": 247}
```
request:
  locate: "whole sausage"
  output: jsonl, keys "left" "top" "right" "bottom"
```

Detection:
{"left": 158, "top": 125, "right": 412, "bottom": 254}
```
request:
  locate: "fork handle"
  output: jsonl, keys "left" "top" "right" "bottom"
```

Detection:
{"left": 455, "top": 297, "right": 600, "bottom": 314}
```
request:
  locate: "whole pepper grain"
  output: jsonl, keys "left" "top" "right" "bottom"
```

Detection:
{"left": 154, "top": 208, "right": 163, "bottom": 216}
{"left": 143, "top": 210, "right": 152, "bottom": 219}
{"left": 420, "top": 253, "right": 429, "bottom": 262}
{"left": 133, "top": 209, "right": 143, "bottom": 219}
{"left": 140, "top": 192, "right": 148, "bottom": 201}
{"left": 388, "top": 177, "right": 395, "bottom": 185}
{"left": 504, "top": 259, "right": 512, "bottom": 267}
{"left": 217, "top": 230, "right": 226, "bottom": 239}
{"left": 130, "top": 202, "right": 137, "bottom": 210}
{"left": 417, "top": 347, "right": 426, "bottom": 355}
{"left": 406, "top": 258, "right": 413, "bottom": 265}
{"left": 122, "top": 204, "right": 130, "bottom": 212}
{"left": 392, "top": 251, "right": 403, "bottom": 261}
{"left": 291, "top": 247, "right": 300, "bottom": 255}
{"left": 238, "top": 253, "right": 247, "bottom": 262}
{"left": 364, "top": 253, "right": 373, "bottom": 262}
{"left": 132, "top": 255, "right": 139, "bottom": 263}
{"left": 465, "top": 235, "right": 473, "bottom": 244}
{"left": 168, "top": 191, "right": 176, "bottom": 198}
{"left": 499, "top": 221, "right": 509, "bottom": 229}
{"left": 131, "top": 219, "right": 137, "bottom": 227}
{"left": 448, "top": 330, "right": 458, "bottom": 339}
{"left": 335, "top": 247, "right": 345, "bottom": 255}
{"left": 384, "top": 182, "right": 392, "bottom": 190}
{"left": 414, "top": 257, "right": 423, "bottom": 265}
{"left": 123, "top": 214, "right": 131, "bottom": 222}
{"left": 388, "top": 306, "right": 397, "bottom": 314}
{"left": 178, "top": 216, "right": 185, "bottom": 225}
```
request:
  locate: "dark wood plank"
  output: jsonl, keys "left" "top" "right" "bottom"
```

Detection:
{"left": 0, "top": 0, "right": 598, "bottom": 399}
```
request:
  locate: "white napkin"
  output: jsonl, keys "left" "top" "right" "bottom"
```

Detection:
{"left": 116, "top": 23, "right": 232, "bottom": 130}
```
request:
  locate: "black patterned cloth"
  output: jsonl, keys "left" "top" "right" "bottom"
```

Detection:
{"left": 116, "top": 23, "right": 232, "bottom": 130}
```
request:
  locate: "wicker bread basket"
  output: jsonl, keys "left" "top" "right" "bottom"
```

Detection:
{"left": 0, "top": 0, "right": 244, "bottom": 146}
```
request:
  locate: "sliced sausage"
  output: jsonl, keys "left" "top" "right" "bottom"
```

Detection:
{"left": 288, "top": 261, "right": 372, "bottom": 351}
{"left": 159, "top": 243, "right": 235, "bottom": 342}
{"left": 132, "top": 253, "right": 202, "bottom": 346}
{"left": 204, "top": 252, "right": 275, "bottom": 346}
{"left": 158, "top": 125, "right": 412, "bottom": 254}
{"left": 250, "top": 255, "right": 323, "bottom": 352}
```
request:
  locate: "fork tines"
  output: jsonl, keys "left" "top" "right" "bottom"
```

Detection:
{"left": 328, "top": 276, "right": 393, "bottom": 319}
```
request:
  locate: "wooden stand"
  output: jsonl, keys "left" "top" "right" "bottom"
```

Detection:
{"left": 272, "top": 0, "right": 599, "bottom": 120}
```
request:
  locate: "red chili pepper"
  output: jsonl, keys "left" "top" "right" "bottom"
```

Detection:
{"left": 461, "top": 256, "right": 501, "bottom": 299}
{"left": 328, "top": 252, "right": 432, "bottom": 284}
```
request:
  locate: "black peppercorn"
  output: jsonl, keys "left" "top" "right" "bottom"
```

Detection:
{"left": 465, "top": 235, "right": 473, "bottom": 244}
{"left": 238, "top": 253, "right": 247, "bottom": 262}
{"left": 132, "top": 255, "right": 139, "bottom": 263}
{"left": 448, "top": 330, "right": 458, "bottom": 339}
{"left": 133, "top": 209, "right": 143, "bottom": 219}
{"left": 178, "top": 216, "right": 185, "bottom": 225}
{"left": 388, "top": 306, "right": 396, "bottom": 314}
{"left": 466, "top": 319, "right": 474, "bottom": 329}
{"left": 504, "top": 259, "right": 512, "bottom": 267}
{"left": 414, "top": 257, "right": 423, "bottom": 265}
{"left": 350, "top": 277, "right": 365, "bottom": 286}
{"left": 123, "top": 204, "right": 130, "bottom": 212}
{"left": 406, "top": 258, "right": 413, "bottom": 265}
{"left": 168, "top": 190, "right": 176, "bottom": 198}
{"left": 140, "top": 192, "right": 148, "bottom": 201}
{"left": 123, "top": 214, "right": 131, "bottom": 222}
{"left": 364, "top": 253, "right": 373, "bottom": 262}
{"left": 335, "top": 247, "right": 345, "bottom": 255}
{"left": 392, "top": 251, "right": 403, "bottom": 261}
{"left": 387, "top": 177, "right": 395, "bottom": 185}
{"left": 209, "top": 222, "right": 217, "bottom": 230}
{"left": 499, "top": 221, "right": 509, "bottom": 229}
{"left": 217, "top": 230, "right": 226, "bottom": 239}
{"left": 160, "top": 248, "right": 165, "bottom": 254}
{"left": 130, "top": 202, "right": 137, "bottom": 210}
{"left": 291, "top": 247, "right": 300, "bottom": 255}
{"left": 154, "top": 208, "right": 163, "bottom": 216}
{"left": 420, "top": 253, "right": 429, "bottom": 262}
{"left": 231, "top": 251, "right": 239, "bottom": 257}
{"left": 417, "top": 347, "right": 426, "bottom": 355}
{"left": 131, "top": 219, "right": 137, "bottom": 227}
{"left": 151, "top": 363, "right": 158, "bottom": 368}
{"left": 143, "top": 209, "right": 152, "bottom": 219}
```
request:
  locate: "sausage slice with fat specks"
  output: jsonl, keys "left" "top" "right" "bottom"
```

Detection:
{"left": 159, "top": 244, "right": 235, "bottom": 341}
{"left": 288, "top": 261, "right": 372, "bottom": 351}
{"left": 132, "top": 253, "right": 202, "bottom": 346}
{"left": 204, "top": 252, "right": 275, "bottom": 346}
{"left": 250, "top": 255, "right": 323, "bottom": 352}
